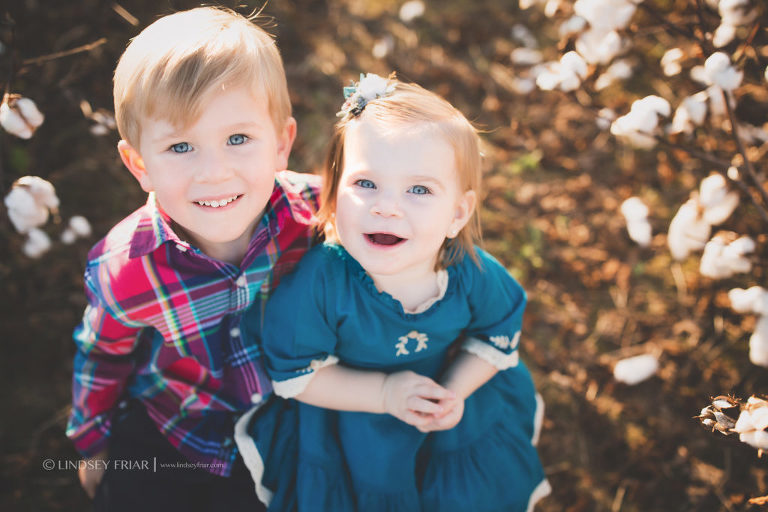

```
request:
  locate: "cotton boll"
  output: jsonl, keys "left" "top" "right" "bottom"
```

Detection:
{"left": 511, "top": 24, "right": 538, "bottom": 48}
{"left": 626, "top": 220, "right": 652, "bottom": 247}
{"left": 699, "top": 174, "right": 739, "bottom": 225}
{"left": 4, "top": 186, "right": 49, "bottom": 234}
{"left": 559, "top": 15, "right": 587, "bottom": 38}
{"left": 719, "top": 0, "right": 757, "bottom": 26}
{"left": 669, "top": 92, "right": 708, "bottom": 134}
{"left": 661, "top": 48, "right": 685, "bottom": 76}
{"left": 728, "top": 287, "right": 768, "bottom": 315}
{"left": 704, "top": 52, "right": 743, "bottom": 91}
{"left": 668, "top": 199, "right": 711, "bottom": 260}
{"left": 595, "top": 59, "right": 633, "bottom": 90}
{"left": 700, "top": 235, "right": 753, "bottom": 278}
{"left": 0, "top": 96, "right": 45, "bottom": 139}
{"left": 23, "top": 228, "right": 52, "bottom": 258}
{"left": 750, "top": 316, "right": 768, "bottom": 367}
{"left": 575, "top": 29, "right": 623, "bottom": 65}
{"left": 740, "top": 429, "right": 768, "bottom": 450}
{"left": 713, "top": 23, "right": 737, "bottom": 48}
{"left": 610, "top": 96, "right": 670, "bottom": 149}
{"left": 596, "top": 108, "right": 616, "bottom": 130}
{"left": 574, "top": 0, "right": 637, "bottom": 32}
{"left": 620, "top": 197, "right": 649, "bottom": 221}
{"left": 61, "top": 228, "right": 77, "bottom": 245}
{"left": 398, "top": 0, "right": 425, "bottom": 22}
{"left": 620, "top": 198, "right": 652, "bottom": 246}
{"left": 511, "top": 48, "right": 543, "bottom": 66}
{"left": 17, "top": 176, "right": 59, "bottom": 211}
{"left": 511, "top": 77, "right": 536, "bottom": 95}
{"left": 614, "top": 354, "right": 659, "bottom": 385}
{"left": 68, "top": 215, "right": 92, "bottom": 237}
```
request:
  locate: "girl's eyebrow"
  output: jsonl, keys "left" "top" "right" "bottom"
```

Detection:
{"left": 411, "top": 175, "right": 445, "bottom": 189}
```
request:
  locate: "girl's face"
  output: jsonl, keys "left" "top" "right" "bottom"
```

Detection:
{"left": 334, "top": 118, "right": 475, "bottom": 282}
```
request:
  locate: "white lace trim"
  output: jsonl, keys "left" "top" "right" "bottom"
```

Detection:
{"left": 271, "top": 355, "right": 340, "bottom": 398}
{"left": 532, "top": 392, "right": 544, "bottom": 446}
{"left": 403, "top": 269, "right": 449, "bottom": 314}
{"left": 234, "top": 403, "right": 273, "bottom": 506}
{"left": 526, "top": 478, "right": 552, "bottom": 512}
{"left": 461, "top": 336, "right": 520, "bottom": 370}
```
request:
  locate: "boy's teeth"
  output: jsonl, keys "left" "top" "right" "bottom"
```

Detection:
{"left": 197, "top": 195, "right": 238, "bottom": 207}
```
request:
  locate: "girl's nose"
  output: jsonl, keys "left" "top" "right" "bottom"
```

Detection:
{"left": 370, "top": 194, "right": 402, "bottom": 217}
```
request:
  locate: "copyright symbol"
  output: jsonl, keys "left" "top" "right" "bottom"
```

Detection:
{"left": 42, "top": 459, "right": 55, "bottom": 471}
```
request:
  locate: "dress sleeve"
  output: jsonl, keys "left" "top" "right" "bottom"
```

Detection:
{"left": 66, "top": 264, "right": 144, "bottom": 457}
{"left": 461, "top": 248, "right": 527, "bottom": 370}
{"left": 249, "top": 247, "right": 341, "bottom": 398}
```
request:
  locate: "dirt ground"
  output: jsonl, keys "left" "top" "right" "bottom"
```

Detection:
{"left": 2, "top": 1, "right": 768, "bottom": 511}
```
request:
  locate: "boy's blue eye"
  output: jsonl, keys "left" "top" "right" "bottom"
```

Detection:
{"left": 170, "top": 142, "right": 192, "bottom": 153}
{"left": 228, "top": 134, "right": 248, "bottom": 145}
{"left": 355, "top": 179, "right": 376, "bottom": 189}
{"left": 409, "top": 185, "right": 431, "bottom": 195}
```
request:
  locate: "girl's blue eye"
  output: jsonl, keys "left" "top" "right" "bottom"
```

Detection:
{"left": 170, "top": 142, "right": 192, "bottom": 153}
{"left": 228, "top": 134, "right": 248, "bottom": 145}
{"left": 355, "top": 179, "right": 376, "bottom": 189}
{"left": 409, "top": 185, "right": 431, "bottom": 195}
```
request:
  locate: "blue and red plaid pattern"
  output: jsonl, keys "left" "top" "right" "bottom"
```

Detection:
{"left": 66, "top": 171, "right": 320, "bottom": 476}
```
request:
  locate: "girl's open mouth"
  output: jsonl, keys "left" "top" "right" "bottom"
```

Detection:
{"left": 365, "top": 233, "right": 405, "bottom": 246}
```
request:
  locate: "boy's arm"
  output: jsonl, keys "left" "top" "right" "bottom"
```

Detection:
{"left": 294, "top": 364, "right": 455, "bottom": 430}
{"left": 67, "top": 281, "right": 143, "bottom": 460}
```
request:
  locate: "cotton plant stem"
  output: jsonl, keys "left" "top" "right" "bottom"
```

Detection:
{"left": 22, "top": 38, "right": 107, "bottom": 66}
{"left": 721, "top": 88, "right": 768, "bottom": 209}
{"left": 651, "top": 134, "right": 768, "bottom": 225}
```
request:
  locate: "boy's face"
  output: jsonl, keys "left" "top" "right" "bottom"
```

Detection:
{"left": 119, "top": 85, "right": 295, "bottom": 264}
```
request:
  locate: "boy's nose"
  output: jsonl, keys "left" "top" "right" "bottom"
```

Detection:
{"left": 195, "top": 152, "right": 235, "bottom": 183}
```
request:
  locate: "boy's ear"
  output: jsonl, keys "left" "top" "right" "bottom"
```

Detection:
{"left": 448, "top": 190, "right": 477, "bottom": 238}
{"left": 118, "top": 140, "right": 153, "bottom": 193}
{"left": 276, "top": 117, "right": 297, "bottom": 171}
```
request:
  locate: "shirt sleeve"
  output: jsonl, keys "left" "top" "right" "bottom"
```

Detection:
{"left": 248, "top": 247, "right": 341, "bottom": 398}
{"left": 66, "top": 265, "right": 144, "bottom": 457}
{"left": 461, "top": 248, "right": 527, "bottom": 370}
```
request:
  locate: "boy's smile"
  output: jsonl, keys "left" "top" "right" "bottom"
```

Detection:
{"left": 118, "top": 85, "right": 296, "bottom": 265}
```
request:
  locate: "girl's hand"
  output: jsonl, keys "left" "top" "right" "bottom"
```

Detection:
{"left": 419, "top": 396, "right": 465, "bottom": 432}
{"left": 381, "top": 370, "right": 455, "bottom": 429}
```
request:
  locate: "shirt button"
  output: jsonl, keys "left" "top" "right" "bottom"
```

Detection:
{"left": 251, "top": 393, "right": 263, "bottom": 404}
{"left": 230, "top": 327, "right": 241, "bottom": 338}
{"left": 236, "top": 275, "right": 247, "bottom": 287}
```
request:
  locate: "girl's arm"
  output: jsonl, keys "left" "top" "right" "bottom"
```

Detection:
{"left": 421, "top": 350, "right": 498, "bottom": 432}
{"left": 294, "top": 364, "right": 456, "bottom": 429}
{"left": 439, "top": 350, "right": 498, "bottom": 399}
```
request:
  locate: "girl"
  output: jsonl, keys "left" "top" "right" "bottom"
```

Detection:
{"left": 235, "top": 73, "right": 550, "bottom": 511}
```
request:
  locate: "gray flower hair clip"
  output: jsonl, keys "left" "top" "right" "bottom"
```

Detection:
{"left": 337, "top": 73, "right": 396, "bottom": 117}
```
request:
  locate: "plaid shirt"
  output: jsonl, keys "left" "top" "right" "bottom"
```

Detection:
{"left": 66, "top": 170, "right": 320, "bottom": 476}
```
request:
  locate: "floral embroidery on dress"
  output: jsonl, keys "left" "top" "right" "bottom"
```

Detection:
{"left": 395, "top": 330, "right": 429, "bottom": 356}
{"left": 489, "top": 331, "right": 520, "bottom": 351}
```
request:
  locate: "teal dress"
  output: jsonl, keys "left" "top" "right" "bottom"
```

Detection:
{"left": 235, "top": 243, "right": 550, "bottom": 511}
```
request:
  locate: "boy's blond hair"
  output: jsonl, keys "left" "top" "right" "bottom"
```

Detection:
{"left": 114, "top": 7, "right": 291, "bottom": 148}
{"left": 319, "top": 79, "right": 483, "bottom": 268}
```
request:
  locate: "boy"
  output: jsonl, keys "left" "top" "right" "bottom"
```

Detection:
{"left": 66, "top": 7, "right": 320, "bottom": 511}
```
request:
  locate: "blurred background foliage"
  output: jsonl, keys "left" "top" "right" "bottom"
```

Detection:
{"left": 2, "top": 0, "right": 768, "bottom": 510}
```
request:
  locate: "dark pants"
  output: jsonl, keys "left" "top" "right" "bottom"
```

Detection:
{"left": 93, "top": 401, "right": 265, "bottom": 512}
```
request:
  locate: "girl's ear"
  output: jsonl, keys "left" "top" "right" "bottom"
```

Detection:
{"left": 118, "top": 140, "right": 153, "bottom": 193}
{"left": 447, "top": 190, "right": 477, "bottom": 238}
